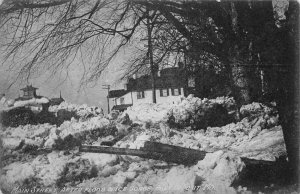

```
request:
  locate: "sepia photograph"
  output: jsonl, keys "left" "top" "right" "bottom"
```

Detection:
{"left": 0, "top": 0, "right": 299, "bottom": 193}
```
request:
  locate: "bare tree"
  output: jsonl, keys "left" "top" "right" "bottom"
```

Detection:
{"left": 0, "top": 0, "right": 148, "bottom": 86}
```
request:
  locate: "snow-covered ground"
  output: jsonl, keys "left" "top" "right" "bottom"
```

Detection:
{"left": 0, "top": 96, "right": 49, "bottom": 112}
{"left": 124, "top": 95, "right": 236, "bottom": 124}
{"left": 49, "top": 102, "right": 104, "bottom": 118}
{"left": 0, "top": 97, "right": 286, "bottom": 193}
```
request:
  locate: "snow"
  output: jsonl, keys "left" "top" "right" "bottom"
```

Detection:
{"left": 0, "top": 97, "right": 287, "bottom": 193}
{"left": 0, "top": 123, "right": 55, "bottom": 150}
{"left": 191, "top": 151, "right": 245, "bottom": 193}
{"left": 1, "top": 123, "right": 53, "bottom": 140}
{"left": 1, "top": 137, "right": 22, "bottom": 149}
{"left": 196, "top": 150, "right": 225, "bottom": 169}
{"left": 158, "top": 166, "right": 196, "bottom": 191}
{"left": 124, "top": 103, "right": 170, "bottom": 123}
{"left": 208, "top": 153, "right": 245, "bottom": 185}
{"left": 43, "top": 127, "right": 59, "bottom": 148}
{"left": 113, "top": 112, "right": 284, "bottom": 161}
{"left": 124, "top": 95, "right": 235, "bottom": 125}
{"left": 2, "top": 162, "right": 35, "bottom": 184}
{"left": 0, "top": 116, "right": 111, "bottom": 149}
{"left": 80, "top": 153, "right": 118, "bottom": 167}
{"left": 113, "top": 171, "right": 137, "bottom": 186}
{"left": 58, "top": 117, "right": 110, "bottom": 138}
{"left": 240, "top": 102, "right": 274, "bottom": 117}
{"left": 100, "top": 165, "right": 121, "bottom": 177}
{"left": 128, "top": 133, "right": 152, "bottom": 149}
{"left": 33, "top": 152, "right": 71, "bottom": 186}
{"left": 2, "top": 97, "right": 50, "bottom": 112}
{"left": 0, "top": 151, "right": 72, "bottom": 188}
{"left": 49, "top": 101, "right": 104, "bottom": 118}
{"left": 231, "top": 126, "right": 286, "bottom": 160}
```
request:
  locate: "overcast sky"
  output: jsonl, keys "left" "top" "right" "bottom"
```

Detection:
{"left": 0, "top": 0, "right": 140, "bottom": 112}
{"left": 0, "top": 53, "right": 127, "bottom": 112}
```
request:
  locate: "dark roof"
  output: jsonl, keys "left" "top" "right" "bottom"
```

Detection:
{"left": 112, "top": 104, "right": 132, "bottom": 111}
{"left": 127, "top": 67, "right": 185, "bottom": 91}
{"left": 109, "top": 89, "right": 127, "bottom": 98}
{"left": 15, "top": 95, "right": 44, "bottom": 101}
{"left": 49, "top": 98, "right": 64, "bottom": 106}
{"left": 20, "top": 85, "right": 38, "bottom": 91}
{"left": 108, "top": 67, "right": 187, "bottom": 98}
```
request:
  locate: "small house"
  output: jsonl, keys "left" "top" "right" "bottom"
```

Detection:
{"left": 109, "top": 67, "right": 195, "bottom": 112}
{"left": 15, "top": 85, "right": 38, "bottom": 101}
{"left": 49, "top": 91, "right": 65, "bottom": 106}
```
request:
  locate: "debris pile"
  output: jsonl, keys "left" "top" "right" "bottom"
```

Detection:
{"left": 1, "top": 116, "right": 113, "bottom": 152}
{"left": 0, "top": 97, "right": 49, "bottom": 112}
{"left": 49, "top": 102, "right": 104, "bottom": 119}
{"left": 240, "top": 102, "right": 279, "bottom": 128}
{"left": 124, "top": 95, "right": 236, "bottom": 129}
{"left": 0, "top": 96, "right": 287, "bottom": 193}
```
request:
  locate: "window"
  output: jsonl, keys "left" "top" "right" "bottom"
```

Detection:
{"left": 120, "top": 97, "right": 124, "bottom": 104}
{"left": 137, "top": 91, "right": 145, "bottom": 99}
{"left": 172, "top": 88, "right": 181, "bottom": 96}
{"left": 160, "top": 89, "right": 169, "bottom": 97}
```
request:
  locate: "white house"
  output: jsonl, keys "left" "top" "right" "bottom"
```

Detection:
{"left": 109, "top": 67, "right": 195, "bottom": 111}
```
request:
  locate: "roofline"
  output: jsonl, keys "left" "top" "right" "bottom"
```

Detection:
{"left": 131, "top": 86, "right": 186, "bottom": 92}
{"left": 20, "top": 86, "right": 38, "bottom": 90}
{"left": 109, "top": 87, "right": 187, "bottom": 99}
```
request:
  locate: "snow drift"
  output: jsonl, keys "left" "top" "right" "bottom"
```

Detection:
{"left": 0, "top": 96, "right": 286, "bottom": 193}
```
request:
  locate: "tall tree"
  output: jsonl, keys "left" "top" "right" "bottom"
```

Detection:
{"left": 0, "top": 0, "right": 148, "bottom": 85}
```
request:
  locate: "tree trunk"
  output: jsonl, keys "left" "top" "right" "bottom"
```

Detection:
{"left": 274, "top": 2, "right": 299, "bottom": 182}
{"left": 147, "top": 10, "right": 156, "bottom": 103}
{"left": 276, "top": 64, "right": 299, "bottom": 183}
{"left": 150, "top": 70, "right": 156, "bottom": 103}
{"left": 230, "top": 58, "right": 252, "bottom": 105}
{"left": 229, "top": 2, "right": 251, "bottom": 105}
{"left": 278, "top": 103, "right": 299, "bottom": 183}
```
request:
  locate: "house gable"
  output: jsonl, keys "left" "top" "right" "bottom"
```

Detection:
{"left": 108, "top": 67, "right": 193, "bottom": 111}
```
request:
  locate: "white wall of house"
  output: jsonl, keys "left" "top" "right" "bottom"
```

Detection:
{"left": 114, "top": 92, "right": 133, "bottom": 105}
{"left": 110, "top": 87, "right": 184, "bottom": 109}
{"left": 108, "top": 98, "right": 114, "bottom": 110}
{"left": 132, "top": 88, "right": 184, "bottom": 104}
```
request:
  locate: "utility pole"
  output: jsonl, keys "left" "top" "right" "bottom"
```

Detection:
{"left": 102, "top": 84, "right": 110, "bottom": 114}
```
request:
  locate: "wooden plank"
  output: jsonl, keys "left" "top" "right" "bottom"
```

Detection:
{"left": 142, "top": 141, "right": 206, "bottom": 165}
{"left": 80, "top": 142, "right": 279, "bottom": 166}
{"left": 80, "top": 145, "right": 166, "bottom": 161}
{"left": 142, "top": 141, "right": 203, "bottom": 155}
{"left": 80, "top": 142, "right": 207, "bottom": 165}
